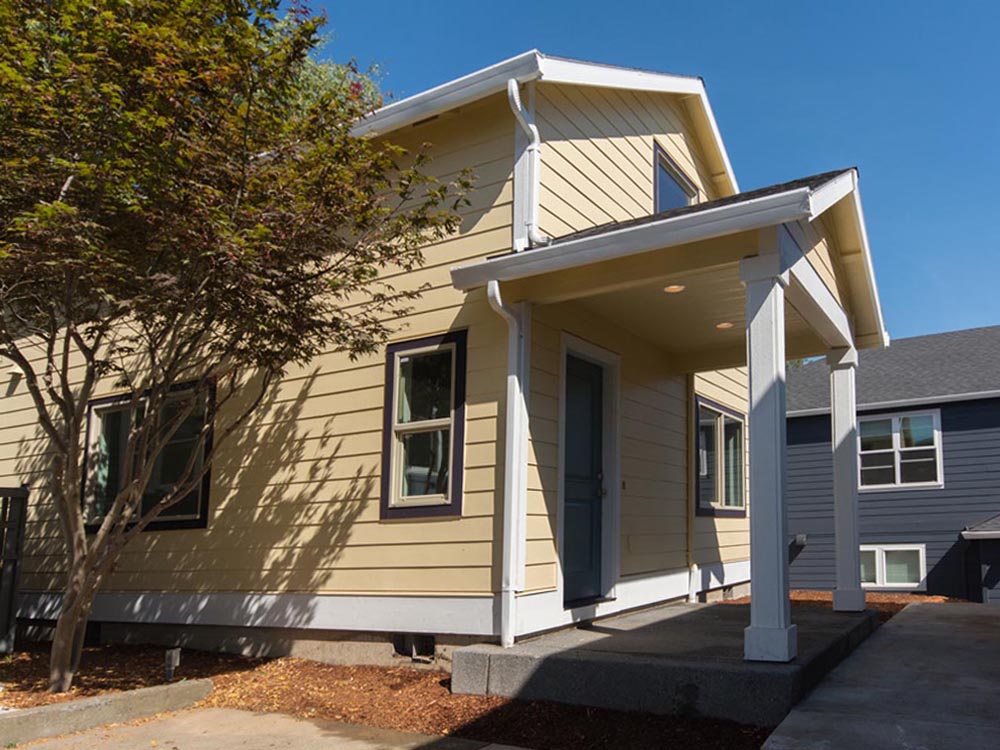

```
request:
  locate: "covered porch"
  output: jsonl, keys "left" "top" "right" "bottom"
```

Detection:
{"left": 451, "top": 168, "right": 888, "bottom": 663}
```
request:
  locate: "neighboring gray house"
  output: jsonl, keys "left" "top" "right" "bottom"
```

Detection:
{"left": 785, "top": 326, "right": 1000, "bottom": 602}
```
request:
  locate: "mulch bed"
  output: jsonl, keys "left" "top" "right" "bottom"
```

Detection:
{"left": 725, "top": 589, "right": 965, "bottom": 623}
{"left": 201, "top": 658, "right": 771, "bottom": 750}
{"left": 0, "top": 642, "right": 260, "bottom": 710}
{"left": 0, "top": 591, "right": 964, "bottom": 749}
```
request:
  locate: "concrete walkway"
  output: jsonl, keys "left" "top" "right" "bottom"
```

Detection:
{"left": 765, "top": 603, "right": 1000, "bottom": 749}
{"left": 18, "top": 707, "right": 526, "bottom": 750}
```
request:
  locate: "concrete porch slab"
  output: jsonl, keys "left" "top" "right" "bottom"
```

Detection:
{"left": 452, "top": 601, "right": 878, "bottom": 726}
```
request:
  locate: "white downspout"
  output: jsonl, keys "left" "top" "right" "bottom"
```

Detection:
{"left": 507, "top": 79, "right": 550, "bottom": 248}
{"left": 487, "top": 280, "right": 525, "bottom": 648}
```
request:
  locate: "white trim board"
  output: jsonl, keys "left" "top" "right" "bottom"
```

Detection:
{"left": 18, "top": 559, "right": 752, "bottom": 640}
{"left": 516, "top": 559, "right": 751, "bottom": 637}
{"left": 18, "top": 591, "right": 497, "bottom": 637}
{"left": 788, "top": 390, "right": 1000, "bottom": 418}
{"left": 351, "top": 50, "right": 738, "bottom": 196}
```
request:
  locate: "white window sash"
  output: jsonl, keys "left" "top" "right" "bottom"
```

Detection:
{"left": 860, "top": 543, "right": 927, "bottom": 590}
{"left": 698, "top": 404, "right": 745, "bottom": 510}
{"left": 389, "top": 343, "right": 457, "bottom": 509}
{"left": 858, "top": 410, "right": 943, "bottom": 491}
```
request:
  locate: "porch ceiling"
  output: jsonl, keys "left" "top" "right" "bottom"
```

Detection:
{"left": 568, "top": 261, "right": 824, "bottom": 372}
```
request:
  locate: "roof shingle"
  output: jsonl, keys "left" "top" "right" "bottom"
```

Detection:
{"left": 787, "top": 326, "right": 1000, "bottom": 413}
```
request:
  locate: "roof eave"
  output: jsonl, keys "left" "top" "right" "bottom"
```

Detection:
{"left": 451, "top": 185, "right": 814, "bottom": 291}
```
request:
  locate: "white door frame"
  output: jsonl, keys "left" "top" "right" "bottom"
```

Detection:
{"left": 557, "top": 332, "right": 622, "bottom": 606}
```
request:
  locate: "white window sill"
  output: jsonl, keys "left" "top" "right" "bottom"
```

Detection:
{"left": 859, "top": 481, "right": 944, "bottom": 494}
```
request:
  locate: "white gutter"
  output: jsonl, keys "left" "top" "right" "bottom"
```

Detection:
{"left": 962, "top": 528, "right": 1000, "bottom": 540}
{"left": 452, "top": 184, "right": 815, "bottom": 291}
{"left": 487, "top": 280, "right": 528, "bottom": 647}
{"left": 787, "top": 389, "right": 1000, "bottom": 418}
{"left": 507, "top": 79, "right": 549, "bottom": 248}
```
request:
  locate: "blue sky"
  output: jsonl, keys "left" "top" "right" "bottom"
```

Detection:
{"left": 316, "top": 1, "right": 999, "bottom": 340}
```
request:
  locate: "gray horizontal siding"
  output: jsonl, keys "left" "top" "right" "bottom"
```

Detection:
{"left": 786, "top": 398, "right": 1000, "bottom": 599}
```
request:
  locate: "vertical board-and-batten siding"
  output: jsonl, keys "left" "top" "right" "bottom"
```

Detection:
{"left": 8, "top": 94, "right": 516, "bottom": 598}
{"left": 787, "top": 398, "right": 1000, "bottom": 599}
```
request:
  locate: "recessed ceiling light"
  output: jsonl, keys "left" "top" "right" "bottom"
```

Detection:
{"left": 715, "top": 321, "right": 735, "bottom": 330}
{"left": 663, "top": 284, "right": 686, "bottom": 294}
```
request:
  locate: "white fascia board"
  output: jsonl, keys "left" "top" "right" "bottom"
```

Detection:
{"left": 537, "top": 55, "right": 704, "bottom": 96}
{"left": 962, "top": 529, "right": 1000, "bottom": 540}
{"left": 849, "top": 183, "right": 890, "bottom": 349}
{"left": 788, "top": 389, "right": 1000, "bottom": 418}
{"left": 451, "top": 187, "right": 813, "bottom": 290}
{"left": 807, "top": 169, "right": 856, "bottom": 218}
{"left": 350, "top": 50, "right": 542, "bottom": 137}
{"left": 691, "top": 90, "right": 740, "bottom": 194}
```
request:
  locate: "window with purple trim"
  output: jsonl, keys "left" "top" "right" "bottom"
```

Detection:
{"left": 696, "top": 399, "right": 745, "bottom": 515}
{"left": 381, "top": 331, "right": 466, "bottom": 519}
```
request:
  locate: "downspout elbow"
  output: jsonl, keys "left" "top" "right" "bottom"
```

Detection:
{"left": 507, "top": 79, "right": 550, "bottom": 248}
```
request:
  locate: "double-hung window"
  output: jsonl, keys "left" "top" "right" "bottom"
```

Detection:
{"left": 654, "top": 141, "right": 697, "bottom": 213}
{"left": 858, "top": 411, "right": 942, "bottom": 490}
{"left": 696, "top": 398, "right": 745, "bottom": 515}
{"left": 381, "top": 331, "right": 467, "bottom": 519}
{"left": 84, "top": 389, "right": 211, "bottom": 530}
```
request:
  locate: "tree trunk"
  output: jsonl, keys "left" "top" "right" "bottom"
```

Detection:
{"left": 48, "top": 582, "right": 93, "bottom": 693}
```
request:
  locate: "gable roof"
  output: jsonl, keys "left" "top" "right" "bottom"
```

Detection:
{"left": 787, "top": 326, "right": 1000, "bottom": 414}
{"left": 963, "top": 512, "right": 1000, "bottom": 540}
{"left": 351, "top": 50, "right": 739, "bottom": 196}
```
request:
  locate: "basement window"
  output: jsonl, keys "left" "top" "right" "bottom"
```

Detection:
{"left": 654, "top": 141, "right": 697, "bottom": 213}
{"left": 858, "top": 411, "right": 943, "bottom": 490}
{"left": 696, "top": 398, "right": 745, "bottom": 516}
{"left": 381, "top": 331, "right": 467, "bottom": 519}
{"left": 860, "top": 544, "right": 926, "bottom": 590}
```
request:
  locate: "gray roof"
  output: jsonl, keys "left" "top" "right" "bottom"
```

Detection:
{"left": 963, "top": 512, "right": 1000, "bottom": 539}
{"left": 787, "top": 326, "right": 1000, "bottom": 413}
{"left": 548, "top": 169, "right": 852, "bottom": 245}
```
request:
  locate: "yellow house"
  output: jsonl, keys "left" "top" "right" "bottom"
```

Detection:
{"left": 11, "top": 51, "right": 887, "bottom": 665}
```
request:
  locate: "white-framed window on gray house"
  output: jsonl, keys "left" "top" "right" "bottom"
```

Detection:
{"left": 860, "top": 544, "right": 927, "bottom": 590}
{"left": 653, "top": 141, "right": 697, "bottom": 213}
{"left": 858, "top": 410, "right": 943, "bottom": 490}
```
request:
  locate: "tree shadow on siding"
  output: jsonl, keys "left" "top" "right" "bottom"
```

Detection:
{"left": 13, "top": 367, "right": 373, "bottom": 654}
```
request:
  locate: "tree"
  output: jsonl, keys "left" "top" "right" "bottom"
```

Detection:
{"left": 0, "top": 0, "right": 467, "bottom": 692}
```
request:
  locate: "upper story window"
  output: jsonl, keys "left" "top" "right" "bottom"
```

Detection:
{"left": 381, "top": 331, "right": 467, "bottom": 519}
{"left": 858, "top": 410, "right": 943, "bottom": 490}
{"left": 696, "top": 398, "right": 745, "bottom": 515}
{"left": 654, "top": 141, "right": 697, "bottom": 213}
{"left": 84, "top": 389, "right": 211, "bottom": 530}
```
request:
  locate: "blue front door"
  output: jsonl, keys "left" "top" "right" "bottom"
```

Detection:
{"left": 563, "top": 354, "right": 604, "bottom": 605}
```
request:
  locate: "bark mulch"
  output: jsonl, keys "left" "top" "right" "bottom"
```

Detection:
{"left": 725, "top": 589, "right": 966, "bottom": 623}
{"left": 201, "top": 658, "right": 772, "bottom": 750}
{"left": 0, "top": 642, "right": 261, "bottom": 710}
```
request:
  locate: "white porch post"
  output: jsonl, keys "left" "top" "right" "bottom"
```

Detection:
{"left": 829, "top": 347, "right": 865, "bottom": 611}
{"left": 741, "top": 247, "right": 797, "bottom": 663}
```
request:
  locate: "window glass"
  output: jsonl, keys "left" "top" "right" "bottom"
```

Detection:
{"left": 141, "top": 399, "right": 205, "bottom": 518}
{"left": 860, "top": 550, "right": 877, "bottom": 584}
{"left": 656, "top": 159, "right": 690, "bottom": 212}
{"left": 899, "top": 448, "right": 938, "bottom": 484}
{"left": 723, "top": 416, "right": 743, "bottom": 507}
{"left": 87, "top": 394, "right": 208, "bottom": 526}
{"left": 860, "top": 452, "right": 896, "bottom": 487}
{"left": 698, "top": 407, "right": 717, "bottom": 506}
{"left": 884, "top": 549, "right": 922, "bottom": 585}
{"left": 400, "top": 428, "right": 450, "bottom": 498}
{"left": 398, "top": 351, "right": 452, "bottom": 423}
{"left": 859, "top": 419, "right": 893, "bottom": 451}
{"left": 900, "top": 415, "right": 935, "bottom": 448}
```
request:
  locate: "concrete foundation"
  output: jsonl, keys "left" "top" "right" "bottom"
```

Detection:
{"left": 452, "top": 601, "right": 878, "bottom": 726}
